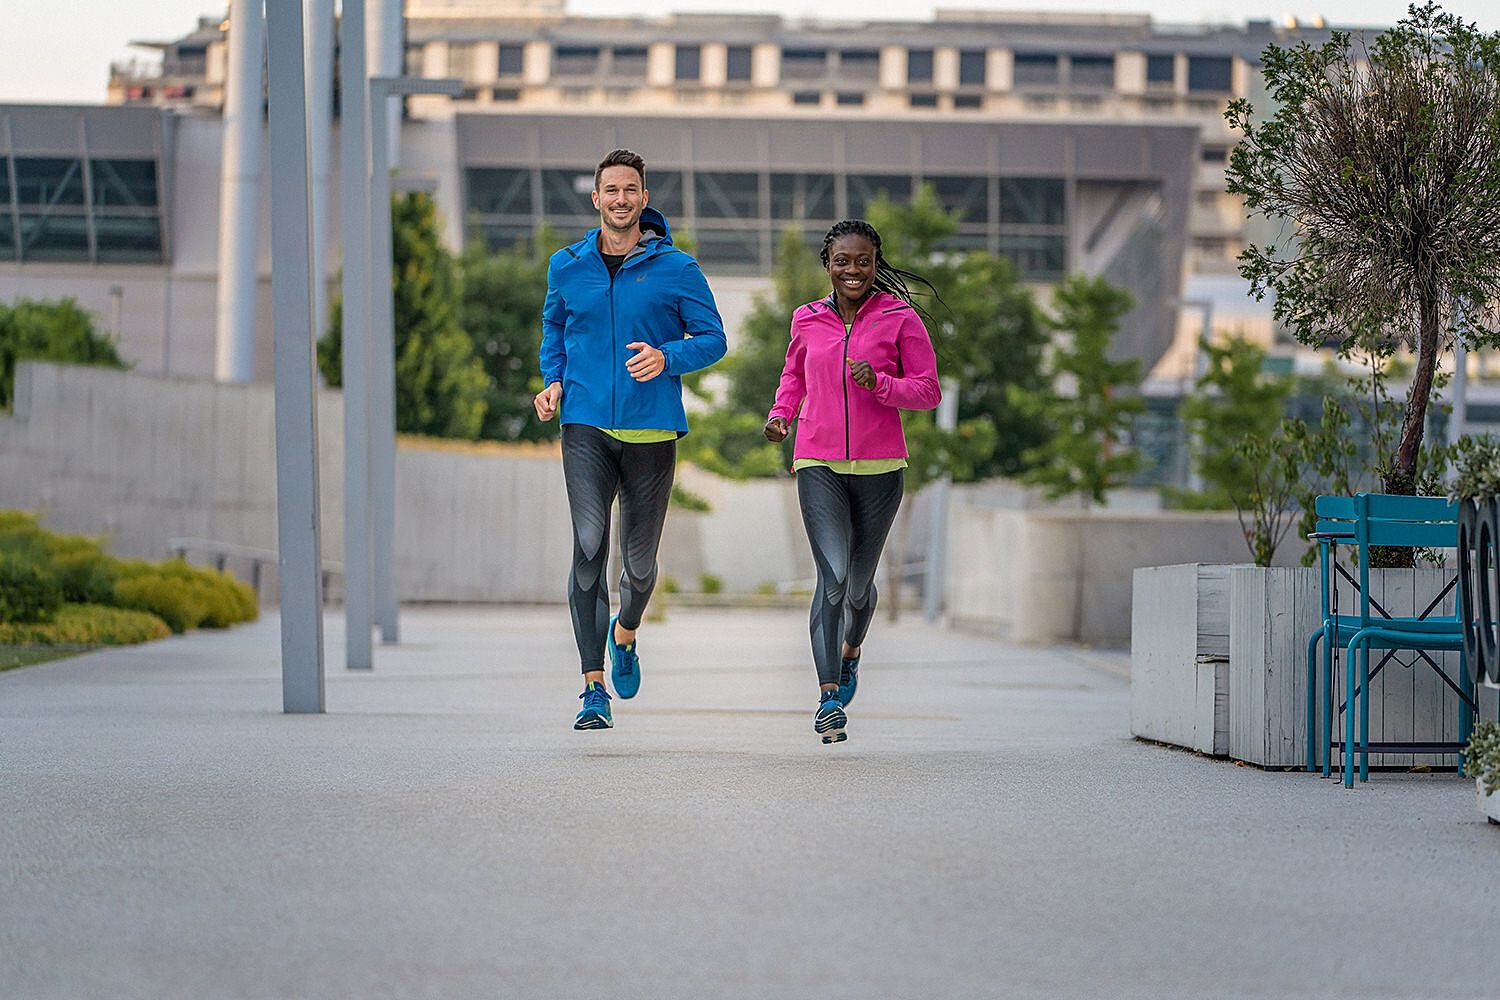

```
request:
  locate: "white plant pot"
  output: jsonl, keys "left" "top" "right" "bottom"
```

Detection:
{"left": 1478, "top": 778, "right": 1500, "bottom": 825}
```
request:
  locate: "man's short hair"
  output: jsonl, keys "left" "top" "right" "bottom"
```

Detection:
{"left": 594, "top": 149, "right": 646, "bottom": 190}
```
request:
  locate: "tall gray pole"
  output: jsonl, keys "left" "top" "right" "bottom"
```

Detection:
{"left": 266, "top": 0, "right": 327, "bottom": 713}
{"left": 368, "top": 0, "right": 403, "bottom": 165}
{"left": 214, "top": 0, "right": 265, "bottom": 384}
{"left": 306, "top": 0, "right": 335, "bottom": 336}
{"left": 339, "top": 0, "right": 374, "bottom": 669}
{"left": 367, "top": 86, "right": 399, "bottom": 644}
{"left": 924, "top": 379, "right": 958, "bottom": 624}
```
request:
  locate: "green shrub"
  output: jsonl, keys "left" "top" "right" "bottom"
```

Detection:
{"left": 51, "top": 549, "right": 120, "bottom": 604}
{"left": 698, "top": 572, "right": 723, "bottom": 595}
{"left": 152, "top": 558, "right": 257, "bottom": 627}
{"left": 113, "top": 574, "right": 211, "bottom": 633}
{"left": 0, "top": 557, "right": 64, "bottom": 623}
{"left": 0, "top": 603, "right": 170, "bottom": 645}
{"left": 660, "top": 575, "right": 680, "bottom": 595}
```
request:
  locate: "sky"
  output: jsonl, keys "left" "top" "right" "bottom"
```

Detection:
{"left": 0, "top": 0, "right": 1497, "bottom": 105}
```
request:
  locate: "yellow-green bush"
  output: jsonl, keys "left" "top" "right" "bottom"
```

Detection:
{"left": 113, "top": 573, "right": 212, "bottom": 633}
{"left": 0, "top": 556, "right": 63, "bottom": 623}
{"left": 151, "top": 558, "right": 257, "bottom": 628}
{"left": 0, "top": 603, "right": 170, "bottom": 645}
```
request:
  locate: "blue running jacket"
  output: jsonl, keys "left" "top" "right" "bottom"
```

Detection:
{"left": 539, "top": 206, "right": 727, "bottom": 434}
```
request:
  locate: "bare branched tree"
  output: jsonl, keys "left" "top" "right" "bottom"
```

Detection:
{"left": 1226, "top": 2, "right": 1500, "bottom": 494}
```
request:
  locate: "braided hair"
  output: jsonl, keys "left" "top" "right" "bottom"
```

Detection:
{"left": 819, "top": 219, "right": 942, "bottom": 317}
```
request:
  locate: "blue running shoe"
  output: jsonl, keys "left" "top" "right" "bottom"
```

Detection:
{"left": 814, "top": 689, "right": 847, "bottom": 744}
{"left": 607, "top": 614, "right": 641, "bottom": 699}
{"left": 574, "top": 681, "right": 612, "bottom": 730}
{"left": 837, "top": 654, "right": 860, "bottom": 708}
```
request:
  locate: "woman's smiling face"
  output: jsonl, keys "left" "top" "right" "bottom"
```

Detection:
{"left": 827, "top": 234, "right": 876, "bottom": 309}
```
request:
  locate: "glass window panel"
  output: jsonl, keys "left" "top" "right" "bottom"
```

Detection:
{"left": 472, "top": 223, "right": 535, "bottom": 252}
{"left": 998, "top": 233, "right": 1066, "bottom": 281}
{"left": 676, "top": 45, "right": 701, "bottom": 81}
{"left": 94, "top": 214, "right": 163, "bottom": 262}
{"left": 792, "top": 91, "right": 820, "bottom": 106}
{"left": 494, "top": 88, "right": 520, "bottom": 102}
{"left": 769, "top": 173, "right": 836, "bottom": 221}
{"left": 772, "top": 229, "right": 828, "bottom": 264}
{"left": 1069, "top": 54, "right": 1114, "bottom": 88}
{"left": 954, "top": 93, "right": 983, "bottom": 110}
{"left": 959, "top": 50, "right": 987, "bottom": 86}
{"left": 18, "top": 212, "right": 90, "bottom": 261}
{"left": 836, "top": 92, "right": 864, "bottom": 107}
{"left": 908, "top": 93, "right": 938, "bottom": 108}
{"left": 645, "top": 169, "right": 683, "bottom": 218}
{"left": 696, "top": 228, "right": 762, "bottom": 269}
{"left": 611, "top": 46, "right": 648, "bottom": 77}
{"left": 14, "top": 157, "right": 85, "bottom": 206}
{"left": 89, "top": 159, "right": 159, "bottom": 209}
{"left": 447, "top": 43, "right": 475, "bottom": 81}
{"left": 498, "top": 44, "right": 524, "bottom": 76}
{"left": 1000, "top": 177, "right": 1065, "bottom": 225}
{"left": 726, "top": 46, "right": 753, "bottom": 81}
{"left": 1187, "top": 55, "right": 1232, "bottom": 92}
{"left": 693, "top": 171, "right": 760, "bottom": 220}
{"left": 847, "top": 174, "right": 911, "bottom": 219}
{"left": 1201, "top": 145, "right": 1229, "bottom": 163}
{"left": 839, "top": 49, "right": 879, "bottom": 82}
{"left": 926, "top": 175, "right": 988, "bottom": 224}
{"left": 1146, "top": 53, "right": 1175, "bottom": 84}
{"left": 781, "top": 48, "right": 828, "bottom": 80}
{"left": 541, "top": 167, "right": 596, "bottom": 217}
{"left": 553, "top": 46, "right": 600, "bottom": 76}
{"left": 1012, "top": 53, "right": 1059, "bottom": 86}
{"left": 907, "top": 49, "right": 934, "bottom": 83}
{"left": 467, "top": 167, "right": 533, "bottom": 216}
{"left": 0, "top": 217, "right": 14, "bottom": 260}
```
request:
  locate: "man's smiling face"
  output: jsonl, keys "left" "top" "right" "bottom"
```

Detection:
{"left": 592, "top": 165, "right": 648, "bottom": 235}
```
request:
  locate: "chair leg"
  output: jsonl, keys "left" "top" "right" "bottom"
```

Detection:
{"left": 1459, "top": 651, "right": 1473, "bottom": 777}
{"left": 1306, "top": 627, "right": 1324, "bottom": 773}
{"left": 1345, "top": 638, "right": 1359, "bottom": 788}
{"left": 1359, "top": 644, "right": 1371, "bottom": 783}
{"left": 1323, "top": 626, "right": 1335, "bottom": 778}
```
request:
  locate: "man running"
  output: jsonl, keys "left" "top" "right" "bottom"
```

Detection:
{"left": 534, "top": 148, "right": 728, "bottom": 731}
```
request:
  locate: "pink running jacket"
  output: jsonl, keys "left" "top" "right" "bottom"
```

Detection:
{"left": 768, "top": 290, "right": 941, "bottom": 462}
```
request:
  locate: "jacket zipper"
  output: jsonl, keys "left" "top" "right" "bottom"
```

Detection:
{"left": 841, "top": 315, "right": 852, "bottom": 460}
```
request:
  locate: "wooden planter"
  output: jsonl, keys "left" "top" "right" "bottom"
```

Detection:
{"left": 1130, "top": 564, "right": 1232, "bottom": 756}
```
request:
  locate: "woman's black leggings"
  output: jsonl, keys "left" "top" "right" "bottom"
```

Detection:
{"left": 560, "top": 424, "right": 676, "bottom": 674}
{"left": 795, "top": 466, "right": 904, "bottom": 687}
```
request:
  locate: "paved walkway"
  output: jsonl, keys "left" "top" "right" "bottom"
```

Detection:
{"left": 3, "top": 605, "right": 1498, "bottom": 998}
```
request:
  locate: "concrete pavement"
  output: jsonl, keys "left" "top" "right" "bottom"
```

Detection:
{"left": 3, "top": 605, "right": 1498, "bottom": 998}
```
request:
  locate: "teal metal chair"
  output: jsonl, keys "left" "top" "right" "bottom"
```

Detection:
{"left": 1304, "top": 493, "right": 1476, "bottom": 788}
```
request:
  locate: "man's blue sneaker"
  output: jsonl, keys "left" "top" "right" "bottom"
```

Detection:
{"left": 574, "top": 681, "right": 612, "bottom": 730}
{"left": 814, "top": 689, "right": 847, "bottom": 744}
{"left": 608, "top": 614, "right": 641, "bottom": 699}
{"left": 837, "top": 654, "right": 860, "bottom": 708}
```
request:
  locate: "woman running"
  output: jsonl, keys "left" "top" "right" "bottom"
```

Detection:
{"left": 763, "top": 219, "right": 942, "bottom": 744}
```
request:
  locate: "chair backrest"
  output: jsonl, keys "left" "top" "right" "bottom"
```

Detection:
{"left": 1352, "top": 492, "right": 1459, "bottom": 626}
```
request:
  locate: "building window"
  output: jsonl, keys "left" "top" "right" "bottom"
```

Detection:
{"left": 89, "top": 159, "right": 158, "bottom": 209}
{"left": 953, "top": 93, "right": 983, "bottom": 110}
{"left": 18, "top": 213, "right": 89, "bottom": 262}
{"left": 907, "top": 49, "right": 934, "bottom": 84}
{"left": 1201, "top": 145, "right": 1229, "bottom": 163}
{"left": 14, "top": 157, "right": 86, "bottom": 205}
{"left": 694, "top": 171, "right": 761, "bottom": 220}
{"left": 676, "top": 45, "right": 701, "bottom": 82}
{"left": 467, "top": 167, "right": 533, "bottom": 216}
{"left": 726, "top": 45, "right": 753, "bottom": 82}
{"left": 997, "top": 233, "right": 1066, "bottom": 281}
{"left": 836, "top": 92, "right": 865, "bottom": 107}
{"left": 1068, "top": 54, "right": 1114, "bottom": 88}
{"left": 553, "top": 46, "right": 601, "bottom": 77}
{"left": 610, "top": 46, "right": 648, "bottom": 78}
{"left": 493, "top": 88, "right": 520, "bottom": 102}
{"left": 645, "top": 170, "right": 684, "bottom": 217}
{"left": 926, "top": 175, "right": 988, "bottom": 223}
{"left": 541, "top": 167, "right": 596, "bottom": 218}
{"left": 792, "top": 91, "right": 821, "bottom": 106}
{"left": 93, "top": 215, "right": 163, "bottom": 264}
{"left": 782, "top": 48, "right": 828, "bottom": 80}
{"left": 1146, "top": 53, "right": 1175, "bottom": 85}
{"left": 839, "top": 49, "right": 879, "bottom": 82}
{"left": 695, "top": 229, "right": 762, "bottom": 270}
{"left": 1187, "top": 55, "right": 1232, "bottom": 92}
{"left": 498, "top": 44, "right": 524, "bottom": 76}
{"left": 959, "top": 50, "right": 986, "bottom": 86}
{"left": 847, "top": 174, "right": 912, "bottom": 218}
{"left": 908, "top": 92, "right": 939, "bottom": 108}
{"left": 447, "top": 42, "right": 475, "bottom": 81}
{"left": 769, "top": 173, "right": 836, "bottom": 221}
{"left": 1000, "top": 177, "right": 1065, "bottom": 225}
{"left": 1012, "top": 52, "right": 1060, "bottom": 87}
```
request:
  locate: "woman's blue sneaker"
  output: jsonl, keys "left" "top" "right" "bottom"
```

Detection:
{"left": 574, "top": 681, "right": 612, "bottom": 730}
{"left": 837, "top": 654, "right": 859, "bottom": 708}
{"left": 608, "top": 614, "right": 641, "bottom": 699}
{"left": 815, "top": 689, "right": 847, "bottom": 744}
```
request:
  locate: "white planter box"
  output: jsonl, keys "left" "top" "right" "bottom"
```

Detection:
{"left": 1477, "top": 778, "right": 1500, "bottom": 825}
{"left": 1229, "top": 565, "right": 1472, "bottom": 769}
{"left": 1130, "top": 563, "right": 1232, "bottom": 756}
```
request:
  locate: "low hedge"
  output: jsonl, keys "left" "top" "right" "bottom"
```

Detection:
{"left": 0, "top": 557, "right": 63, "bottom": 623}
{"left": 0, "top": 603, "right": 171, "bottom": 645}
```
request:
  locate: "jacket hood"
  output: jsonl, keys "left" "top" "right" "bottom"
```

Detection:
{"left": 639, "top": 205, "right": 672, "bottom": 244}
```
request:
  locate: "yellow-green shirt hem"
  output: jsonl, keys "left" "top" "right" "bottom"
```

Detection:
{"left": 793, "top": 458, "right": 908, "bottom": 475}
{"left": 601, "top": 428, "right": 678, "bottom": 444}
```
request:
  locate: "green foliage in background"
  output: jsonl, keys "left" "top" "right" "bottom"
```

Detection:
{"left": 0, "top": 298, "right": 127, "bottom": 409}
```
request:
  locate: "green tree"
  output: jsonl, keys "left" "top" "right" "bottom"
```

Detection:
{"left": 459, "top": 227, "right": 556, "bottom": 442}
{"left": 320, "top": 192, "right": 488, "bottom": 439}
{"left": 1013, "top": 274, "right": 1143, "bottom": 506}
{"left": 1225, "top": 3, "right": 1500, "bottom": 496}
{"left": 0, "top": 298, "right": 126, "bottom": 409}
